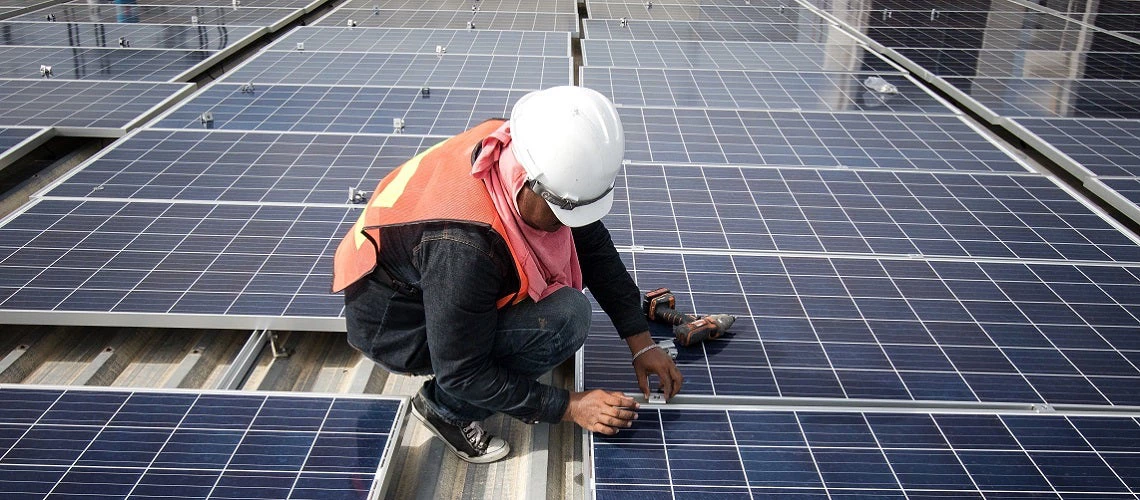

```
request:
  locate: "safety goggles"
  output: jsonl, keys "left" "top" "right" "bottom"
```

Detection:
{"left": 525, "top": 178, "right": 614, "bottom": 211}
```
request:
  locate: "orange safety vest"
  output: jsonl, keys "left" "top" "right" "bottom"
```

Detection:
{"left": 331, "top": 119, "right": 530, "bottom": 308}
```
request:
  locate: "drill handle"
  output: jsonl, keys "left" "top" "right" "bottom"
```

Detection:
{"left": 673, "top": 317, "right": 724, "bottom": 347}
{"left": 653, "top": 306, "right": 696, "bottom": 326}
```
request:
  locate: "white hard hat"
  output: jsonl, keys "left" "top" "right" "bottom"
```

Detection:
{"left": 509, "top": 86, "right": 624, "bottom": 227}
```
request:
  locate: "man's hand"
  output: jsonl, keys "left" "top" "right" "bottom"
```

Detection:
{"left": 564, "top": 390, "right": 639, "bottom": 434}
{"left": 626, "top": 331, "right": 683, "bottom": 400}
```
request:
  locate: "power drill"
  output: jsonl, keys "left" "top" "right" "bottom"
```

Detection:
{"left": 642, "top": 288, "right": 735, "bottom": 347}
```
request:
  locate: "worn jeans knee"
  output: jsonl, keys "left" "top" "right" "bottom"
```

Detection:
{"left": 344, "top": 274, "right": 433, "bottom": 376}
{"left": 491, "top": 286, "right": 591, "bottom": 377}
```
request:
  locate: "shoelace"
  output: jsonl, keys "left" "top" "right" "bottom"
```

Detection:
{"left": 461, "top": 421, "right": 487, "bottom": 451}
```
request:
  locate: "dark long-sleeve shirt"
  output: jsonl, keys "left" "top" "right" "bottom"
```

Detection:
{"left": 375, "top": 220, "right": 647, "bottom": 423}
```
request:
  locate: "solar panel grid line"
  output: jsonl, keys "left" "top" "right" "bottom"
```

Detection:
{"left": 617, "top": 109, "right": 1032, "bottom": 172}
{"left": 581, "top": 253, "right": 1140, "bottom": 404}
{"left": 581, "top": 18, "right": 833, "bottom": 43}
{"left": 1006, "top": 117, "right": 1140, "bottom": 179}
{"left": 1087, "top": 179, "right": 1140, "bottom": 230}
{"left": 214, "top": 51, "right": 572, "bottom": 90}
{"left": 342, "top": 0, "right": 574, "bottom": 12}
{"left": 0, "top": 79, "right": 195, "bottom": 135}
{"left": 340, "top": 0, "right": 578, "bottom": 13}
{"left": 0, "top": 22, "right": 265, "bottom": 50}
{"left": 0, "top": 386, "right": 407, "bottom": 500}
{"left": 0, "top": 199, "right": 356, "bottom": 326}
{"left": 37, "top": 128, "right": 442, "bottom": 205}
{"left": 0, "top": 46, "right": 221, "bottom": 82}
{"left": 0, "top": 127, "right": 53, "bottom": 171}
{"left": 580, "top": 39, "right": 903, "bottom": 72}
{"left": 890, "top": 47, "right": 1140, "bottom": 80}
{"left": 582, "top": 67, "right": 959, "bottom": 115}
{"left": 588, "top": 408, "right": 1140, "bottom": 497}
{"left": 313, "top": 8, "right": 579, "bottom": 32}
{"left": 8, "top": 4, "right": 305, "bottom": 29}
{"left": 935, "top": 77, "right": 1140, "bottom": 122}
{"left": 149, "top": 84, "right": 526, "bottom": 135}
{"left": 264, "top": 27, "right": 570, "bottom": 56}
{"left": 54, "top": 0, "right": 318, "bottom": 9}
{"left": 584, "top": 2, "right": 820, "bottom": 23}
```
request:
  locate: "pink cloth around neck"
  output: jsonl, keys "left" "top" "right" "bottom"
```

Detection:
{"left": 470, "top": 121, "right": 582, "bottom": 301}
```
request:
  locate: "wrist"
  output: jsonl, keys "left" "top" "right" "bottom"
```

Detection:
{"left": 624, "top": 331, "right": 654, "bottom": 353}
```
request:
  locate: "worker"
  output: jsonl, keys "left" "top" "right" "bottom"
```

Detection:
{"left": 332, "top": 86, "right": 682, "bottom": 463}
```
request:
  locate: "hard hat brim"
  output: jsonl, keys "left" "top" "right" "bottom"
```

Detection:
{"left": 547, "top": 189, "right": 614, "bottom": 228}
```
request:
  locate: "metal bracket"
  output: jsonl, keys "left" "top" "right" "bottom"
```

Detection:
{"left": 268, "top": 331, "right": 292, "bottom": 358}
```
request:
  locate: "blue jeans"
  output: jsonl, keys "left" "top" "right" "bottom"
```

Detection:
{"left": 346, "top": 271, "right": 589, "bottom": 423}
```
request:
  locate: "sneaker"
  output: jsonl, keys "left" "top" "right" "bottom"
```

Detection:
{"left": 411, "top": 393, "right": 510, "bottom": 463}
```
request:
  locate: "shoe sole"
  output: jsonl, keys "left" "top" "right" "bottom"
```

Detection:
{"left": 410, "top": 401, "right": 510, "bottom": 464}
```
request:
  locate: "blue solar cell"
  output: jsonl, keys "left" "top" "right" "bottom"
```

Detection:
{"left": 0, "top": 22, "right": 261, "bottom": 50}
{"left": 583, "top": 254, "right": 1140, "bottom": 404}
{"left": 0, "top": 79, "right": 191, "bottom": 131}
{"left": 605, "top": 166, "right": 1140, "bottom": 262}
{"left": 0, "top": 387, "right": 404, "bottom": 499}
{"left": 1012, "top": 118, "right": 1140, "bottom": 177}
{"left": 10, "top": 3, "right": 299, "bottom": 26}
{"left": 894, "top": 48, "right": 1140, "bottom": 79}
{"left": 582, "top": 39, "right": 898, "bottom": 72}
{"left": 0, "top": 46, "right": 215, "bottom": 81}
{"left": 586, "top": 2, "right": 817, "bottom": 23}
{"left": 618, "top": 111, "right": 1029, "bottom": 171}
{"left": 942, "top": 77, "right": 1140, "bottom": 120}
{"left": 0, "top": 199, "right": 353, "bottom": 326}
{"left": 592, "top": 409, "right": 1140, "bottom": 498}
{"left": 153, "top": 84, "right": 525, "bottom": 135}
{"left": 583, "top": 68, "right": 955, "bottom": 114}
{"left": 315, "top": 8, "right": 579, "bottom": 32}
{"left": 224, "top": 51, "right": 569, "bottom": 89}
{"left": 582, "top": 18, "right": 824, "bottom": 42}
{"left": 268, "top": 27, "right": 570, "bottom": 56}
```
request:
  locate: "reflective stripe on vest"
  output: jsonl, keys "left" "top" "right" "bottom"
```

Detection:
{"left": 331, "top": 119, "right": 529, "bottom": 308}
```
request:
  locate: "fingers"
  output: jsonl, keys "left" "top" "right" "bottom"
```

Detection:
{"left": 601, "top": 406, "right": 638, "bottom": 422}
{"left": 635, "top": 368, "right": 650, "bottom": 399}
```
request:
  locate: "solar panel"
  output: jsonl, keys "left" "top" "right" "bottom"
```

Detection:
{"left": 152, "top": 84, "right": 526, "bottom": 135}
{"left": 0, "top": 126, "right": 52, "bottom": 170}
{"left": 849, "top": 9, "right": 1083, "bottom": 31}
{"left": 0, "top": 79, "right": 193, "bottom": 134}
{"left": 220, "top": 51, "right": 570, "bottom": 89}
{"left": 619, "top": 109, "right": 1030, "bottom": 172}
{"left": 582, "top": 19, "right": 829, "bottom": 43}
{"left": 61, "top": 0, "right": 320, "bottom": 8}
{"left": 583, "top": 253, "right": 1140, "bottom": 404}
{"left": 938, "top": 77, "right": 1140, "bottom": 122}
{"left": 1088, "top": 177, "right": 1140, "bottom": 227}
{"left": 581, "top": 68, "right": 956, "bottom": 114}
{"left": 0, "top": 199, "right": 352, "bottom": 328}
{"left": 591, "top": 408, "right": 1140, "bottom": 497}
{"left": 12, "top": 4, "right": 302, "bottom": 28}
{"left": 585, "top": 2, "right": 819, "bottom": 23}
{"left": 0, "top": 22, "right": 263, "bottom": 50}
{"left": 892, "top": 48, "right": 1140, "bottom": 79}
{"left": 581, "top": 40, "right": 900, "bottom": 72}
{"left": 338, "top": 0, "right": 577, "bottom": 13}
{"left": 267, "top": 27, "right": 570, "bottom": 56}
{"left": 0, "top": 386, "right": 406, "bottom": 500}
{"left": 0, "top": 46, "right": 216, "bottom": 82}
{"left": 603, "top": 165, "right": 1140, "bottom": 262}
{"left": 315, "top": 9, "right": 579, "bottom": 32}
{"left": 1009, "top": 117, "right": 1140, "bottom": 178}
{"left": 1, "top": 0, "right": 63, "bottom": 7}
{"left": 44, "top": 129, "right": 437, "bottom": 204}
{"left": 866, "top": 26, "right": 1097, "bottom": 51}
